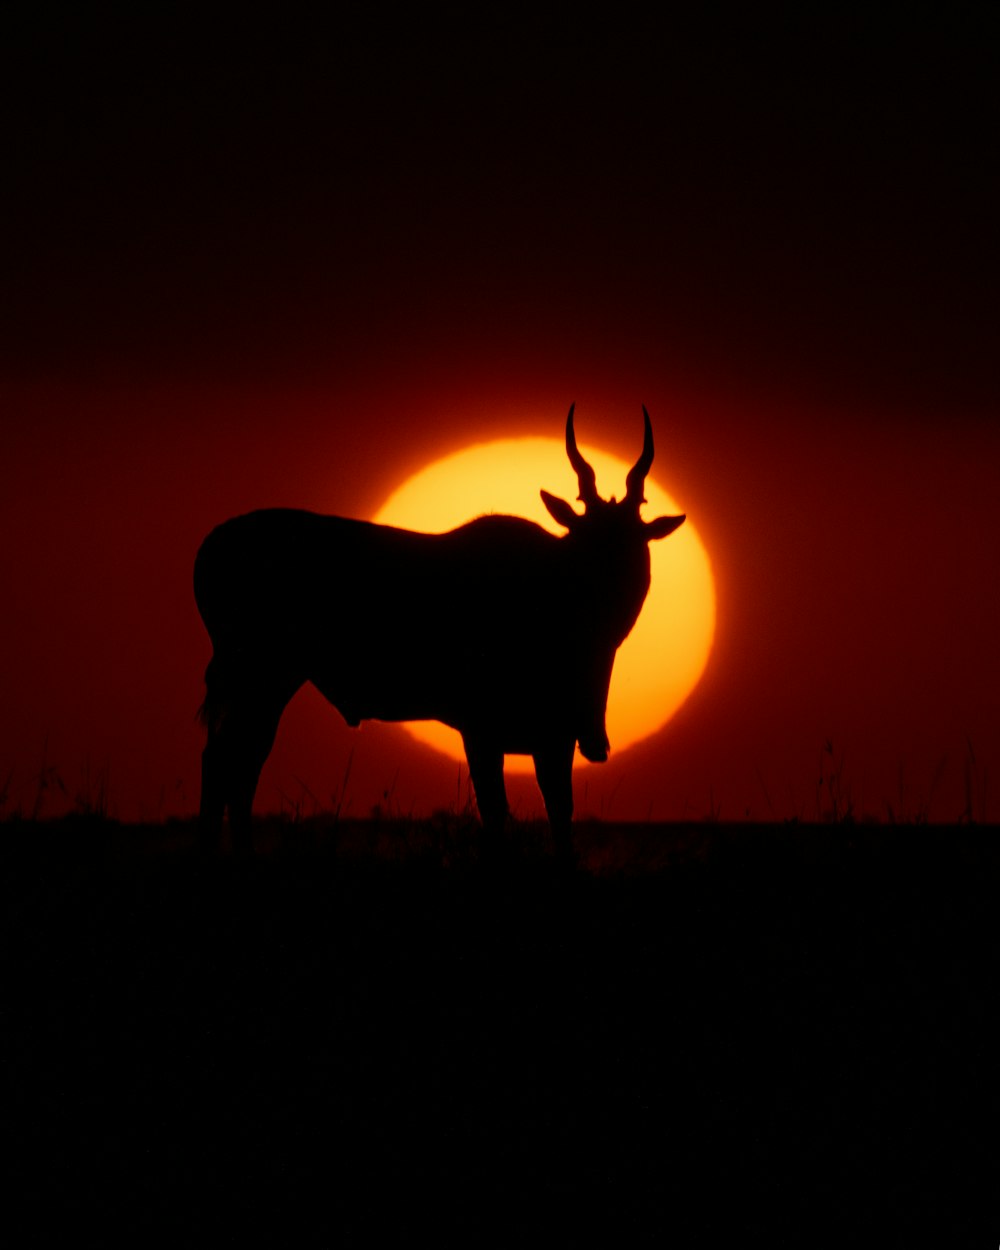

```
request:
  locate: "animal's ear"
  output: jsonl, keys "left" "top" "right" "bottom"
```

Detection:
{"left": 540, "top": 490, "right": 580, "bottom": 530}
{"left": 646, "top": 514, "right": 686, "bottom": 540}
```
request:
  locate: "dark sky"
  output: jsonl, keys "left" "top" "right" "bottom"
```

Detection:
{"left": 3, "top": 11, "right": 998, "bottom": 823}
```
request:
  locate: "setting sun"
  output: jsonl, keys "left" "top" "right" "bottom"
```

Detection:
{"left": 373, "top": 435, "right": 715, "bottom": 770}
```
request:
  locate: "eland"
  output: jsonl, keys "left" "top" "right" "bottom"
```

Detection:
{"left": 194, "top": 405, "right": 685, "bottom": 862}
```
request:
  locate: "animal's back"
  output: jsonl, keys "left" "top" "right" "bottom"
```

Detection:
{"left": 193, "top": 506, "right": 566, "bottom": 660}
{"left": 198, "top": 511, "right": 425, "bottom": 637}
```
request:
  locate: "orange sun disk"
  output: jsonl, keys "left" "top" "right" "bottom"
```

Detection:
{"left": 372, "top": 437, "right": 715, "bottom": 772}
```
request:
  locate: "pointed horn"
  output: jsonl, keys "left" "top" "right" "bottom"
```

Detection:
{"left": 625, "top": 405, "right": 655, "bottom": 504}
{"left": 565, "top": 403, "right": 599, "bottom": 505}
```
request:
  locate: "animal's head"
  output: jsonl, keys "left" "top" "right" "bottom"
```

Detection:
{"left": 540, "top": 405, "right": 685, "bottom": 761}
{"left": 541, "top": 404, "right": 685, "bottom": 642}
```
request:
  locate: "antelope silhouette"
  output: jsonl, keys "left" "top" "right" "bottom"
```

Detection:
{"left": 194, "top": 405, "right": 685, "bottom": 862}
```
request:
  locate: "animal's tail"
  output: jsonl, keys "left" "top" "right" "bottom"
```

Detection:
{"left": 197, "top": 656, "right": 229, "bottom": 733}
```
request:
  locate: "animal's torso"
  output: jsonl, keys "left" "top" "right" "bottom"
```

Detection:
{"left": 194, "top": 509, "right": 611, "bottom": 749}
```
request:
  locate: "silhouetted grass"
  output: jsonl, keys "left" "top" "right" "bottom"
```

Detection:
{"left": 3, "top": 807, "right": 996, "bottom": 873}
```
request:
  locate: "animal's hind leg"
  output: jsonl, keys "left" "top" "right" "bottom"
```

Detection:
{"left": 225, "top": 681, "right": 301, "bottom": 853}
{"left": 198, "top": 657, "right": 301, "bottom": 853}
{"left": 533, "top": 739, "right": 577, "bottom": 868}
{"left": 462, "top": 734, "right": 508, "bottom": 860}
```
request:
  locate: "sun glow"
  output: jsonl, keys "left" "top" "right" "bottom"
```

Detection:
{"left": 373, "top": 437, "right": 715, "bottom": 770}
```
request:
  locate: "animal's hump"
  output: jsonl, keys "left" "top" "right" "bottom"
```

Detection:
{"left": 455, "top": 513, "right": 556, "bottom": 541}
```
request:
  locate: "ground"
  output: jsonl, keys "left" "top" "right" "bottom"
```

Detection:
{"left": 5, "top": 817, "right": 997, "bottom": 1242}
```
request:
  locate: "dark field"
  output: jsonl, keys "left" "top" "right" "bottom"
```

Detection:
{"left": 5, "top": 817, "right": 997, "bottom": 1244}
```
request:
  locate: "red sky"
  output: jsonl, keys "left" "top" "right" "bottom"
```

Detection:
{"left": 2, "top": 13, "right": 998, "bottom": 824}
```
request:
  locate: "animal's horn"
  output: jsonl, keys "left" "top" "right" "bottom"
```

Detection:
{"left": 565, "top": 403, "right": 599, "bottom": 505}
{"left": 625, "top": 405, "right": 655, "bottom": 504}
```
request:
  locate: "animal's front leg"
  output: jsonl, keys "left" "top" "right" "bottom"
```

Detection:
{"left": 461, "top": 734, "right": 508, "bottom": 860}
{"left": 532, "top": 739, "right": 577, "bottom": 869}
